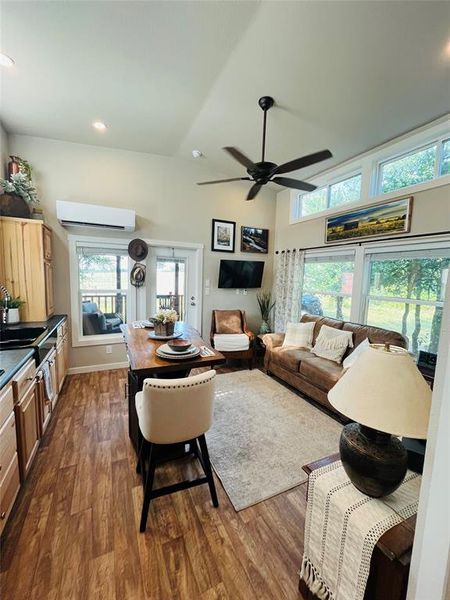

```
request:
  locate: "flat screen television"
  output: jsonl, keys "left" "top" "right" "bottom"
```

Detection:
{"left": 218, "top": 259, "right": 264, "bottom": 289}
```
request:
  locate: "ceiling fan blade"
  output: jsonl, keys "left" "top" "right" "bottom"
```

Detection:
{"left": 223, "top": 147, "right": 256, "bottom": 169}
{"left": 274, "top": 149, "right": 332, "bottom": 175}
{"left": 272, "top": 177, "right": 317, "bottom": 192}
{"left": 246, "top": 183, "right": 262, "bottom": 200}
{"left": 197, "top": 177, "right": 251, "bottom": 186}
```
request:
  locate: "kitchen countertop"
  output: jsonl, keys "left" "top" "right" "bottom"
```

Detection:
{"left": 0, "top": 348, "right": 36, "bottom": 390}
{"left": 0, "top": 314, "right": 68, "bottom": 389}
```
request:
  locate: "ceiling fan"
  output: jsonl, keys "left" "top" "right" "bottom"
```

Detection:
{"left": 197, "top": 96, "right": 333, "bottom": 200}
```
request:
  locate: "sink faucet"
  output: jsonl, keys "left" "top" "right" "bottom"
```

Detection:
{"left": 0, "top": 285, "right": 11, "bottom": 329}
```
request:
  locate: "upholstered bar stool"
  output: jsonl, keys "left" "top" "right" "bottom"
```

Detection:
{"left": 135, "top": 369, "right": 218, "bottom": 532}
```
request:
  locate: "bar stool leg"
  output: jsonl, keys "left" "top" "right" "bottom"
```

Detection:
{"left": 140, "top": 442, "right": 156, "bottom": 532}
{"left": 198, "top": 434, "right": 219, "bottom": 508}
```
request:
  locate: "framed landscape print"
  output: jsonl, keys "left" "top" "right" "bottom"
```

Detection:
{"left": 241, "top": 226, "right": 269, "bottom": 253}
{"left": 325, "top": 196, "right": 413, "bottom": 244}
{"left": 211, "top": 219, "right": 236, "bottom": 252}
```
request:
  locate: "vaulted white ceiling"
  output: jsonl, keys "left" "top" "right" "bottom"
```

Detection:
{"left": 1, "top": 1, "right": 449, "bottom": 179}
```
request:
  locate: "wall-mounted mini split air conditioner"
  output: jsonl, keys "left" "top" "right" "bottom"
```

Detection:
{"left": 56, "top": 200, "right": 135, "bottom": 231}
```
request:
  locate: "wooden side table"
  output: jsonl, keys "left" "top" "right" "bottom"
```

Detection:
{"left": 299, "top": 454, "right": 416, "bottom": 600}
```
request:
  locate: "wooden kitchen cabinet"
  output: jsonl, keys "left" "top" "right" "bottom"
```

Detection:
{"left": 14, "top": 375, "right": 40, "bottom": 482}
{"left": 0, "top": 217, "right": 54, "bottom": 322}
{"left": 0, "top": 383, "right": 20, "bottom": 535}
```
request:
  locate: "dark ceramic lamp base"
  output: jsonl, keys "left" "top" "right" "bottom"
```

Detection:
{"left": 340, "top": 422, "right": 408, "bottom": 498}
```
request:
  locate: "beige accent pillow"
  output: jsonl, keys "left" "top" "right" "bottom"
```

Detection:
{"left": 282, "top": 321, "right": 315, "bottom": 349}
{"left": 311, "top": 325, "right": 354, "bottom": 363}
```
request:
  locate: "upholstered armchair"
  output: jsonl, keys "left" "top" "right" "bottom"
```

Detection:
{"left": 210, "top": 309, "right": 255, "bottom": 369}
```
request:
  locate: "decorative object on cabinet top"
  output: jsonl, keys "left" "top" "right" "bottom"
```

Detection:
{"left": 1, "top": 156, "right": 39, "bottom": 219}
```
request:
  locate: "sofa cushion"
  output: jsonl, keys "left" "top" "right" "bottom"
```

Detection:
{"left": 311, "top": 325, "right": 354, "bottom": 363}
{"left": 271, "top": 347, "right": 316, "bottom": 372}
{"left": 342, "top": 322, "right": 407, "bottom": 355}
{"left": 214, "top": 310, "right": 243, "bottom": 334}
{"left": 282, "top": 321, "right": 314, "bottom": 349}
{"left": 300, "top": 314, "right": 345, "bottom": 344}
{"left": 299, "top": 357, "right": 344, "bottom": 392}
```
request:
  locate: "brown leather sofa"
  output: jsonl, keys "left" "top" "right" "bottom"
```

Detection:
{"left": 262, "top": 314, "right": 407, "bottom": 417}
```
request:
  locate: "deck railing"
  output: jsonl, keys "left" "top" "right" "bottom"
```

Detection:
{"left": 156, "top": 294, "right": 185, "bottom": 320}
{"left": 82, "top": 293, "right": 127, "bottom": 322}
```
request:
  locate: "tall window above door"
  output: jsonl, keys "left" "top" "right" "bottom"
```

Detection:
{"left": 71, "top": 241, "right": 134, "bottom": 345}
{"left": 302, "top": 253, "right": 355, "bottom": 321}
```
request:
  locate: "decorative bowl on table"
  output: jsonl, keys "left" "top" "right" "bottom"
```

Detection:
{"left": 167, "top": 338, "right": 192, "bottom": 353}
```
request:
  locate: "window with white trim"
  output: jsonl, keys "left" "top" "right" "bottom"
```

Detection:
{"left": 294, "top": 173, "right": 362, "bottom": 219}
{"left": 302, "top": 252, "right": 355, "bottom": 321}
{"left": 364, "top": 249, "right": 449, "bottom": 355}
{"left": 75, "top": 242, "right": 132, "bottom": 341}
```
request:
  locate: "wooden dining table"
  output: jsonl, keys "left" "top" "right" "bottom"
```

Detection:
{"left": 120, "top": 322, "right": 225, "bottom": 453}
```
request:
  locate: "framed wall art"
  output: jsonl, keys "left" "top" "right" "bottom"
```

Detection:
{"left": 211, "top": 219, "right": 236, "bottom": 252}
{"left": 325, "top": 196, "right": 413, "bottom": 244}
{"left": 241, "top": 226, "right": 269, "bottom": 253}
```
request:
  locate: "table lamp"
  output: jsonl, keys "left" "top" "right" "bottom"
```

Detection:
{"left": 328, "top": 344, "right": 432, "bottom": 497}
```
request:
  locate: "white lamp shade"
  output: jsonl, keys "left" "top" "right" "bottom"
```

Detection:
{"left": 328, "top": 345, "right": 432, "bottom": 438}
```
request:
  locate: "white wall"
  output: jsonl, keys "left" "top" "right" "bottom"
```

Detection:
{"left": 407, "top": 280, "right": 450, "bottom": 600}
{"left": 9, "top": 134, "right": 276, "bottom": 369}
{"left": 0, "top": 122, "right": 9, "bottom": 177}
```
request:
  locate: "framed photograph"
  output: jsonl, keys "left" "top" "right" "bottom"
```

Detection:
{"left": 325, "top": 196, "right": 413, "bottom": 244}
{"left": 211, "top": 219, "right": 236, "bottom": 252}
{"left": 241, "top": 226, "right": 269, "bottom": 253}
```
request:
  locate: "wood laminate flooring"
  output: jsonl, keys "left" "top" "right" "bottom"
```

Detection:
{"left": 0, "top": 367, "right": 308, "bottom": 600}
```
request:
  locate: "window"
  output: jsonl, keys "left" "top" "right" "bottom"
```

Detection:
{"left": 301, "top": 187, "right": 327, "bottom": 216}
{"left": 440, "top": 138, "right": 450, "bottom": 175}
{"left": 365, "top": 250, "right": 449, "bottom": 355}
{"left": 297, "top": 173, "right": 362, "bottom": 218}
{"left": 76, "top": 244, "right": 130, "bottom": 339}
{"left": 329, "top": 174, "right": 362, "bottom": 207}
{"left": 302, "top": 253, "right": 355, "bottom": 321}
{"left": 378, "top": 144, "right": 437, "bottom": 194}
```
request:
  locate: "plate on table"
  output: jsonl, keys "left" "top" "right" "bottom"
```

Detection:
{"left": 157, "top": 343, "right": 195, "bottom": 356}
{"left": 148, "top": 331, "right": 183, "bottom": 341}
{"left": 156, "top": 345, "right": 200, "bottom": 360}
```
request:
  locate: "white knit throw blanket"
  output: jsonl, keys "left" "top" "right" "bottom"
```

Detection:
{"left": 300, "top": 460, "right": 420, "bottom": 600}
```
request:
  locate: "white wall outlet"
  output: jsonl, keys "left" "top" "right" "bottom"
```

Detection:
{"left": 236, "top": 289, "right": 240, "bottom": 294}
{"left": 106, "top": 345, "right": 112, "bottom": 354}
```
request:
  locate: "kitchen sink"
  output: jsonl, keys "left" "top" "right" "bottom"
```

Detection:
{"left": 0, "top": 326, "right": 47, "bottom": 348}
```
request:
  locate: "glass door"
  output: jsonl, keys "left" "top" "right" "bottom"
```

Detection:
{"left": 147, "top": 246, "right": 200, "bottom": 330}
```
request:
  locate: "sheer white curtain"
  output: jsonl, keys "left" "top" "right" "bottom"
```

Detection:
{"left": 272, "top": 249, "right": 305, "bottom": 332}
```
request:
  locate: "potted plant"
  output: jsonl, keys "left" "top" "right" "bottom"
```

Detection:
{"left": 257, "top": 291, "right": 275, "bottom": 334}
{"left": 0, "top": 165, "right": 39, "bottom": 218}
{"left": 151, "top": 309, "right": 178, "bottom": 336}
{"left": 0, "top": 297, "right": 26, "bottom": 324}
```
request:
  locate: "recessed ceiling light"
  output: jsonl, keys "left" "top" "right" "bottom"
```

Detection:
{"left": 92, "top": 121, "right": 107, "bottom": 131}
{"left": 0, "top": 53, "right": 15, "bottom": 68}
{"left": 192, "top": 150, "right": 203, "bottom": 158}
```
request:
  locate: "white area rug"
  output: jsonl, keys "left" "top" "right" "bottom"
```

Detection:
{"left": 206, "top": 370, "right": 342, "bottom": 511}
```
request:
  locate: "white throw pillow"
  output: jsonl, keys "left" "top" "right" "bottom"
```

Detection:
{"left": 342, "top": 337, "right": 370, "bottom": 369}
{"left": 311, "top": 325, "right": 354, "bottom": 363}
{"left": 282, "top": 321, "right": 315, "bottom": 349}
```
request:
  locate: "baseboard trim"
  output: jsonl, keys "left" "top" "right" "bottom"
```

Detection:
{"left": 67, "top": 361, "right": 129, "bottom": 375}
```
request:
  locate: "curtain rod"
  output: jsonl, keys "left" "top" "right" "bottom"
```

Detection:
{"left": 274, "top": 230, "right": 450, "bottom": 254}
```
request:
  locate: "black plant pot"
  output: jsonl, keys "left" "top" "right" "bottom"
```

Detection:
{"left": 340, "top": 422, "right": 408, "bottom": 498}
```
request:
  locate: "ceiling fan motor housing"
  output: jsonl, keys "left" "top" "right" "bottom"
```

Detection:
{"left": 258, "top": 96, "right": 275, "bottom": 111}
{"left": 247, "top": 161, "right": 277, "bottom": 183}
